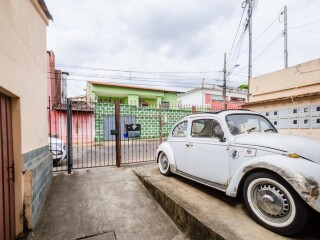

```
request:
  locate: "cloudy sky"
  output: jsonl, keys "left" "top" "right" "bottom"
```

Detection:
{"left": 46, "top": 0, "right": 320, "bottom": 97}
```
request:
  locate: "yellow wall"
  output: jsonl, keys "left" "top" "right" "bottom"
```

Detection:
{"left": 249, "top": 59, "right": 320, "bottom": 102}
{"left": 246, "top": 59, "right": 320, "bottom": 140}
{"left": 0, "top": 0, "right": 49, "bottom": 235}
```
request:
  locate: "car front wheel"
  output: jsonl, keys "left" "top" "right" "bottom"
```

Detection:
{"left": 243, "top": 172, "right": 309, "bottom": 236}
{"left": 158, "top": 152, "right": 171, "bottom": 176}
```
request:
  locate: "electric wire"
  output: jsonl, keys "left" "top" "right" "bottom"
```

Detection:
{"left": 289, "top": 19, "right": 320, "bottom": 29}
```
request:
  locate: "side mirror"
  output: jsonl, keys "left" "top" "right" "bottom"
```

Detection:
{"left": 216, "top": 131, "right": 226, "bottom": 142}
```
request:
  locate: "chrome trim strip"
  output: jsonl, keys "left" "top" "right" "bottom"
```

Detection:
{"left": 174, "top": 170, "right": 227, "bottom": 192}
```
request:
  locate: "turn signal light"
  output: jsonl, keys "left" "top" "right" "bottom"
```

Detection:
{"left": 288, "top": 152, "right": 299, "bottom": 158}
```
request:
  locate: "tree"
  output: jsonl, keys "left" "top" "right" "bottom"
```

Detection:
{"left": 239, "top": 84, "right": 248, "bottom": 89}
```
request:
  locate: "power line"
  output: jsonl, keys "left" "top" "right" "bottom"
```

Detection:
{"left": 289, "top": 19, "right": 320, "bottom": 29}
{"left": 226, "top": 3, "right": 247, "bottom": 65}
{"left": 54, "top": 64, "right": 222, "bottom": 74}
{"left": 233, "top": 31, "right": 283, "bottom": 74}
{"left": 234, "top": 11, "right": 282, "bottom": 63}
{"left": 252, "top": 32, "right": 283, "bottom": 62}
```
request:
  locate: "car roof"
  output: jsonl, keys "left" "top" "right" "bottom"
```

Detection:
{"left": 180, "top": 109, "right": 255, "bottom": 121}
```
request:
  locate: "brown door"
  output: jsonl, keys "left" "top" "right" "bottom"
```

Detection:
{"left": 0, "top": 93, "right": 15, "bottom": 240}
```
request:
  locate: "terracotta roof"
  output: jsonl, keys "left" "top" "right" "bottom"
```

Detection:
{"left": 38, "top": 0, "right": 53, "bottom": 20}
{"left": 88, "top": 81, "right": 182, "bottom": 93}
{"left": 53, "top": 101, "right": 93, "bottom": 112}
{"left": 243, "top": 92, "right": 320, "bottom": 106}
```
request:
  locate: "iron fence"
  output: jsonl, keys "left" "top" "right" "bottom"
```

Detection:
{"left": 48, "top": 97, "right": 239, "bottom": 172}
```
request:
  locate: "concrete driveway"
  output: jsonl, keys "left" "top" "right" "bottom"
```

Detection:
{"left": 29, "top": 164, "right": 186, "bottom": 240}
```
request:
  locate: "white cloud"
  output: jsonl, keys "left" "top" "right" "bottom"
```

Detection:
{"left": 46, "top": 0, "right": 320, "bottom": 96}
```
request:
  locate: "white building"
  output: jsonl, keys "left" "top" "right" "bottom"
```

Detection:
{"left": 178, "top": 83, "right": 247, "bottom": 110}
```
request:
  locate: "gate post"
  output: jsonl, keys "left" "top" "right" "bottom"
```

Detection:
{"left": 67, "top": 98, "right": 73, "bottom": 174}
{"left": 192, "top": 105, "right": 196, "bottom": 114}
{"left": 115, "top": 101, "right": 121, "bottom": 167}
{"left": 159, "top": 103, "right": 162, "bottom": 143}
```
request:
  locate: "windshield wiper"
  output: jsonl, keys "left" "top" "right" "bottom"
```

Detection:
{"left": 247, "top": 127, "right": 256, "bottom": 133}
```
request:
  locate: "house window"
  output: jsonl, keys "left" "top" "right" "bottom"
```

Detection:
{"left": 161, "top": 101, "right": 170, "bottom": 109}
{"left": 211, "top": 95, "right": 223, "bottom": 101}
{"left": 139, "top": 101, "right": 149, "bottom": 108}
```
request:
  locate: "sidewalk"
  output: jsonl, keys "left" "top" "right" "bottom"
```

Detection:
{"left": 134, "top": 163, "right": 320, "bottom": 240}
{"left": 29, "top": 164, "right": 186, "bottom": 240}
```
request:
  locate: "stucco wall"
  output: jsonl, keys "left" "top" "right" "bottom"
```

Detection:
{"left": 178, "top": 91, "right": 203, "bottom": 105}
{"left": 0, "top": 0, "right": 50, "bottom": 235}
{"left": 0, "top": 0, "right": 48, "bottom": 152}
{"left": 249, "top": 59, "right": 320, "bottom": 102}
{"left": 178, "top": 88, "right": 247, "bottom": 106}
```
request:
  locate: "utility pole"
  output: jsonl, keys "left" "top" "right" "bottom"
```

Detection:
{"left": 223, "top": 53, "right": 227, "bottom": 110}
{"left": 284, "top": 6, "right": 288, "bottom": 68}
{"left": 247, "top": 0, "right": 253, "bottom": 102}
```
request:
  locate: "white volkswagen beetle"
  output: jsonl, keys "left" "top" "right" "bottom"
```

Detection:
{"left": 156, "top": 110, "right": 320, "bottom": 236}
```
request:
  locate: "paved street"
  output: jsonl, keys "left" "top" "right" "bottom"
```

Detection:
{"left": 54, "top": 139, "right": 159, "bottom": 171}
{"left": 30, "top": 165, "right": 186, "bottom": 240}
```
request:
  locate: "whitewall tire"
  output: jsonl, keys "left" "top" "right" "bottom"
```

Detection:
{"left": 158, "top": 152, "right": 171, "bottom": 176}
{"left": 243, "top": 172, "right": 309, "bottom": 236}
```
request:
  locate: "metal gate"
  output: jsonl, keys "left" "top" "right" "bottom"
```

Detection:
{"left": 49, "top": 98, "right": 171, "bottom": 172}
{"left": 48, "top": 97, "right": 210, "bottom": 172}
{"left": 0, "top": 93, "right": 15, "bottom": 240}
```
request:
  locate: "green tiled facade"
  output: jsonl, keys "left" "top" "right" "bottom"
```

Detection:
{"left": 94, "top": 102, "right": 196, "bottom": 141}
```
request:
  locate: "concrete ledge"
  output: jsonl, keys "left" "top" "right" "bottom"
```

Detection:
{"left": 133, "top": 164, "right": 320, "bottom": 240}
{"left": 135, "top": 169, "right": 224, "bottom": 240}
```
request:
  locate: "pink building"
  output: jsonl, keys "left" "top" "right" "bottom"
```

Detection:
{"left": 47, "top": 51, "right": 94, "bottom": 144}
{"left": 178, "top": 83, "right": 247, "bottom": 110}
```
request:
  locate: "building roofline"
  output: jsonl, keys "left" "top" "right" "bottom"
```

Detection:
{"left": 252, "top": 58, "right": 320, "bottom": 79}
{"left": 38, "top": 0, "right": 53, "bottom": 20}
{"left": 244, "top": 92, "right": 320, "bottom": 106}
{"left": 87, "top": 81, "right": 183, "bottom": 93}
{"left": 178, "top": 86, "right": 247, "bottom": 97}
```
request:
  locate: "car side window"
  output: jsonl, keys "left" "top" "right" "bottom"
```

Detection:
{"left": 172, "top": 121, "right": 188, "bottom": 137}
{"left": 191, "top": 119, "right": 222, "bottom": 138}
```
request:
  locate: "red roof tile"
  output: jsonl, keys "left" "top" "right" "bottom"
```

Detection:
{"left": 88, "top": 81, "right": 182, "bottom": 93}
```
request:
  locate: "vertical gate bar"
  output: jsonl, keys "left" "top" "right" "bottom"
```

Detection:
{"left": 90, "top": 101, "right": 93, "bottom": 167}
{"left": 67, "top": 98, "right": 73, "bottom": 174}
{"left": 6, "top": 96, "right": 15, "bottom": 239}
{"left": 0, "top": 95, "right": 4, "bottom": 239}
{"left": 115, "top": 101, "right": 121, "bottom": 167}
{"left": 1, "top": 96, "right": 10, "bottom": 239}
{"left": 159, "top": 104, "right": 162, "bottom": 144}
{"left": 192, "top": 105, "right": 196, "bottom": 114}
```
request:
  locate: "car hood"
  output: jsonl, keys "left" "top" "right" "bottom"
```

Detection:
{"left": 234, "top": 133, "right": 320, "bottom": 164}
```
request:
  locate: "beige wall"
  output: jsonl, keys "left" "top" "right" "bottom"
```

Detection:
{"left": 0, "top": 0, "right": 49, "bottom": 235}
{"left": 250, "top": 59, "right": 320, "bottom": 102}
{"left": 248, "top": 97, "right": 320, "bottom": 140}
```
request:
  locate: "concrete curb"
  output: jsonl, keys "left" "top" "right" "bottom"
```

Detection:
{"left": 134, "top": 170, "right": 226, "bottom": 240}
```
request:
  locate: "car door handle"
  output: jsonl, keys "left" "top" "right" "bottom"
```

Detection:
{"left": 186, "top": 143, "right": 193, "bottom": 147}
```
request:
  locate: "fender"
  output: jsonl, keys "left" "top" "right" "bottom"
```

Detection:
{"left": 156, "top": 142, "right": 177, "bottom": 172}
{"left": 226, "top": 154, "right": 320, "bottom": 213}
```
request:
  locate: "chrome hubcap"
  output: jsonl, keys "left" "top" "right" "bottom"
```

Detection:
{"left": 160, "top": 154, "right": 168, "bottom": 171}
{"left": 255, "top": 184, "right": 290, "bottom": 218}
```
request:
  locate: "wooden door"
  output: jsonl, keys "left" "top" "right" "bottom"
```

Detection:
{"left": 0, "top": 93, "right": 15, "bottom": 240}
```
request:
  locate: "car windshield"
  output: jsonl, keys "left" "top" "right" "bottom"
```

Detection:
{"left": 226, "top": 114, "right": 276, "bottom": 135}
